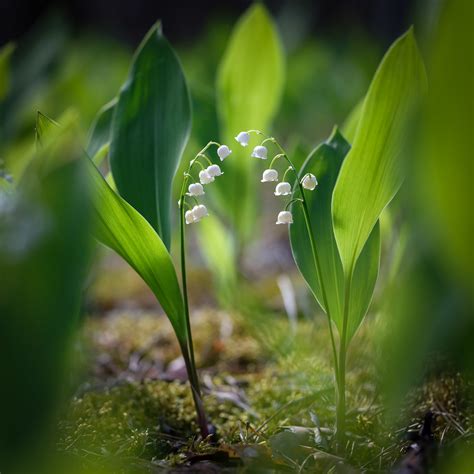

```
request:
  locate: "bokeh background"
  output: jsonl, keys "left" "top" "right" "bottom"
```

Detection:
{"left": 1, "top": 1, "right": 472, "bottom": 472}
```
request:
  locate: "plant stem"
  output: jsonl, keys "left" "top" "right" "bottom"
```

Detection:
{"left": 179, "top": 179, "right": 209, "bottom": 439}
{"left": 336, "top": 265, "right": 354, "bottom": 449}
{"left": 273, "top": 141, "right": 340, "bottom": 380}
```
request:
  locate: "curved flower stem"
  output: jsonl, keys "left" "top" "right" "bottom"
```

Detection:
{"left": 196, "top": 153, "right": 214, "bottom": 166}
{"left": 268, "top": 153, "right": 285, "bottom": 169}
{"left": 285, "top": 198, "right": 303, "bottom": 210}
{"left": 281, "top": 166, "right": 293, "bottom": 183}
{"left": 256, "top": 133, "right": 341, "bottom": 396}
{"left": 176, "top": 143, "right": 223, "bottom": 439}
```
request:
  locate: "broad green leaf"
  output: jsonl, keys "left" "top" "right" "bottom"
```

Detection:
{"left": 341, "top": 97, "right": 363, "bottom": 144}
{"left": 290, "top": 129, "right": 380, "bottom": 341}
{"left": 0, "top": 42, "right": 14, "bottom": 101}
{"left": 110, "top": 22, "right": 191, "bottom": 250}
{"left": 332, "top": 28, "right": 426, "bottom": 275}
{"left": 87, "top": 98, "right": 116, "bottom": 165}
{"left": 35, "top": 111, "right": 60, "bottom": 147}
{"left": 196, "top": 215, "right": 237, "bottom": 303}
{"left": 0, "top": 136, "right": 92, "bottom": 466}
{"left": 418, "top": 0, "right": 473, "bottom": 289}
{"left": 85, "top": 157, "right": 187, "bottom": 343}
{"left": 215, "top": 3, "right": 284, "bottom": 242}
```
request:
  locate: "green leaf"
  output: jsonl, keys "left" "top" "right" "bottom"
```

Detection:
{"left": 332, "top": 28, "right": 426, "bottom": 275}
{"left": 196, "top": 215, "right": 237, "bottom": 303}
{"left": 0, "top": 134, "right": 92, "bottom": 465}
{"left": 35, "top": 111, "right": 60, "bottom": 147}
{"left": 87, "top": 98, "right": 116, "bottom": 165}
{"left": 341, "top": 97, "right": 363, "bottom": 144}
{"left": 110, "top": 22, "right": 191, "bottom": 250}
{"left": 85, "top": 157, "right": 187, "bottom": 343}
{"left": 290, "top": 129, "right": 380, "bottom": 340}
{"left": 215, "top": 3, "right": 284, "bottom": 241}
{"left": 0, "top": 42, "right": 14, "bottom": 101}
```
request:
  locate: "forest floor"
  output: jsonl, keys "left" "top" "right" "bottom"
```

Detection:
{"left": 56, "top": 252, "right": 473, "bottom": 473}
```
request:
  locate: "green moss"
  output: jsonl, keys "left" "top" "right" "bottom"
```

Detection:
{"left": 59, "top": 308, "right": 472, "bottom": 471}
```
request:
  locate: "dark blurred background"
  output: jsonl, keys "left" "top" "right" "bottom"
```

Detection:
{"left": 2, "top": 0, "right": 417, "bottom": 47}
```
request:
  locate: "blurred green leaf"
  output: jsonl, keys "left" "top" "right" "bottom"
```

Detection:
{"left": 85, "top": 157, "right": 187, "bottom": 344}
{"left": 35, "top": 111, "right": 60, "bottom": 147}
{"left": 87, "top": 98, "right": 116, "bottom": 164}
{"left": 332, "top": 28, "right": 426, "bottom": 275}
{"left": 196, "top": 215, "right": 237, "bottom": 303}
{"left": 0, "top": 42, "right": 15, "bottom": 101}
{"left": 0, "top": 132, "right": 92, "bottom": 468}
{"left": 215, "top": 3, "right": 284, "bottom": 242}
{"left": 290, "top": 129, "right": 380, "bottom": 340}
{"left": 110, "top": 22, "right": 191, "bottom": 250}
{"left": 341, "top": 97, "right": 363, "bottom": 143}
{"left": 418, "top": 0, "right": 473, "bottom": 290}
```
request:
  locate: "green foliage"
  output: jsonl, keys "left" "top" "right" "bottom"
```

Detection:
{"left": 215, "top": 3, "right": 284, "bottom": 242}
{"left": 417, "top": 0, "right": 473, "bottom": 289}
{"left": 290, "top": 129, "right": 380, "bottom": 341}
{"left": 0, "top": 42, "right": 15, "bottom": 101}
{"left": 196, "top": 215, "right": 237, "bottom": 302}
{"left": 109, "top": 22, "right": 191, "bottom": 250}
{"left": 87, "top": 98, "right": 116, "bottom": 164}
{"left": 86, "top": 158, "right": 186, "bottom": 344}
{"left": 332, "top": 28, "right": 426, "bottom": 275}
{"left": 0, "top": 124, "right": 93, "bottom": 468}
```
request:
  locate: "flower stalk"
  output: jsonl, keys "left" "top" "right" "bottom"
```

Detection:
{"left": 237, "top": 129, "right": 345, "bottom": 446}
{"left": 177, "top": 140, "right": 230, "bottom": 438}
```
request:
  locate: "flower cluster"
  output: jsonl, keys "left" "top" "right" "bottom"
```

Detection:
{"left": 181, "top": 142, "right": 231, "bottom": 224}
{"left": 235, "top": 130, "right": 318, "bottom": 224}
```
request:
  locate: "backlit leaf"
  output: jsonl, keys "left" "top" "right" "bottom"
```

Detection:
{"left": 86, "top": 157, "right": 187, "bottom": 343}
{"left": 215, "top": 4, "right": 284, "bottom": 242}
{"left": 290, "top": 129, "right": 380, "bottom": 340}
{"left": 332, "top": 28, "right": 426, "bottom": 275}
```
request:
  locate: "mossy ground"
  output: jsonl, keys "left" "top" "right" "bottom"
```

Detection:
{"left": 57, "top": 253, "right": 473, "bottom": 472}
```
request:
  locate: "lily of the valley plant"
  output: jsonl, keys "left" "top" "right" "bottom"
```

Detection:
{"left": 84, "top": 22, "right": 236, "bottom": 439}
{"left": 232, "top": 27, "right": 425, "bottom": 444}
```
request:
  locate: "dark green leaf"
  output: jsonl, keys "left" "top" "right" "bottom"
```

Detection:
{"left": 87, "top": 98, "right": 116, "bottom": 164}
{"left": 86, "top": 157, "right": 187, "bottom": 343}
{"left": 110, "top": 23, "right": 191, "bottom": 249}
{"left": 290, "top": 129, "right": 380, "bottom": 340}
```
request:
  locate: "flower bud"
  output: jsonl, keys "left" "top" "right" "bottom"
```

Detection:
{"left": 235, "top": 131, "right": 250, "bottom": 147}
{"left": 276, "top": 211, "right": 293, "bottom": 225}
{"left": 274, "top": 182, "right": 292, "bottom": 196}
{"left": 185, "top": 210, "right": 196, "bottom": 224}
{"left": 192, "top": 204, "right": 209, "bottom": 221}
{"left": 206, "top": 164, "right": 223, "bottom": 177}
{"left": 217, "top": 145, "right": 232, "bottom": 161}
{"left": 199, "top": 170, "right": 215, "bottom": 185}
{"left": 187, "top": 183, "right": 205, "bottom": 196}
{"left": 261, "top": 169, "right": 278, "bottom": 182}
{"left": 301, "top": 173, "right": 318, "bottom": 190}
{"left": 251, "top": 145, "right": 268, "bottom": 160}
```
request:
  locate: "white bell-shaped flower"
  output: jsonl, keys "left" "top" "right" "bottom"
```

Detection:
{"left": 187, "top": 183, "right": 205, "bottom": 196}
{"left": 217, "top": 145, "right": 232, "bottom": 161}
{"left": 261, "top": 169, "right": 278, "bottom": 182}
{"left": 199, "top": 169, "right": 215, "bottom": 185}
{"left": 301, "top": 173, "right": 318, "bottom": 190}
{"left": 274, "top": 182, "right": 292, "bottom": 196}
{"left": 251, "top": 145, "right": 268, "bottom": 160}
{"left": 235, "top": 131, "right": 250, "bottom": 147}
{"left": 206, "top": 164, "right": 223, "bottom": 177}
{"left": 276, "top": 211, "right": 293, "bottom": 225}
{"left": 192, "top": 204, "right": 209, "bottom": 222}
{"left": 185, "top": 210, "right": 196, "bottom": 224}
